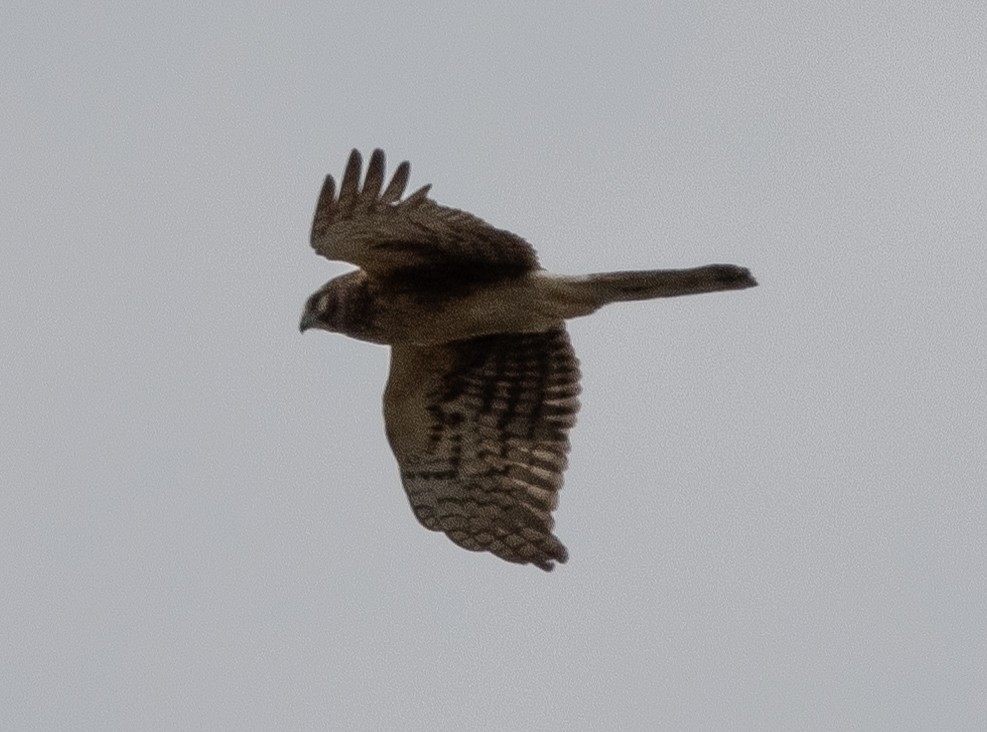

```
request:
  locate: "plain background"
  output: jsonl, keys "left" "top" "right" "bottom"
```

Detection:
{"left": 3, "top": 2, "right": 985, "bottom": 730}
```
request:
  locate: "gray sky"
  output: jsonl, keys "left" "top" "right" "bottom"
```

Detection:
{"left": 4, "top": 2, "right": 986, "bottom": 730}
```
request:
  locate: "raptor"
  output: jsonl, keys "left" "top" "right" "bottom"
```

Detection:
{"left": 301, "top": 149, "right": 756, "bottom": 570}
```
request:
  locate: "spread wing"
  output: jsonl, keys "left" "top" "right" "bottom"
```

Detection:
{"left": 383, "top": 327, "right": 581, "bottom": 571}
{"left": 310, "top": 149, "right": 540, "bottom": 285}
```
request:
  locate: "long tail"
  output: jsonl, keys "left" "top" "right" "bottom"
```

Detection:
{"left": 544, "top": 264, "right": 757, "bottom": 317}
{"left": 586, "top": 264, "right": 756, "bottom": 302}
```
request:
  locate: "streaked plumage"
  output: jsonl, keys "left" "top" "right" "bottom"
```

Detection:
{"left": 302, "top": 149, "right": 756, "bottom": 570}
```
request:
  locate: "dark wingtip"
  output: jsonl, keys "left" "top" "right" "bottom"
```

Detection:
{"left": 401, "top": 183, "right": 432, "bottom": 206}
{"left": 343, "top": 149, "right": 362, "bottom": 182}
{"left": 367, "top": 149, "right": 385, "bottom": 178}
{"left": 310, "top": 174, "right": 337, "bottom": 242}
{"left": 534, "top": 541, "right": 568, "bottom": 571}
{"left": 380, "top": 159, "right": 411, "bottom": 204}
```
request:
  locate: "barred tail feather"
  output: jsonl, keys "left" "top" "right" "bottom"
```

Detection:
{"left": 544, "top": 264, "right": 757, "bottom": 317}
{"left": 588, "top": 265, "right": 756, "bottom": 303}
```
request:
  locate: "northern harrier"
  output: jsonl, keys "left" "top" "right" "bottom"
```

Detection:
{"left": 301, "top": 149, "right": 756, "bottom": 570}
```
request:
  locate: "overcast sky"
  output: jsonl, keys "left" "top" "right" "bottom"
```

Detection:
{"left": 4, "top": 2, "right": 986, "bottom": 730}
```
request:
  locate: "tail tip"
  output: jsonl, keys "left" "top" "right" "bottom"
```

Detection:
{"left": 712, "top": 264, "right": 757, "bottom": 290}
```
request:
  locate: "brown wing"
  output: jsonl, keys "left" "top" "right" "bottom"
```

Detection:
{"left": 310, "top": 149, "right": 540, "bottom": 286}
{"left": 383, "top": 327, "right": 581, "bottom": 571}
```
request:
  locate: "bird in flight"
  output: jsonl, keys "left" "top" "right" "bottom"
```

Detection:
{"left": 301, "top": 149, "right": 756, "bottom": 571}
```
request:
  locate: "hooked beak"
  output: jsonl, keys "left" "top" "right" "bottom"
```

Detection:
{"left": 299, "top": 311, "right": 318, "bottom": 333}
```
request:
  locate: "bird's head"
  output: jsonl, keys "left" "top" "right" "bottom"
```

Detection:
{"left": 300, "top": 270, "right": 373, "bottom": 337}
{"left": 299, "top": 280, "right": 342, "bottom": 334}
